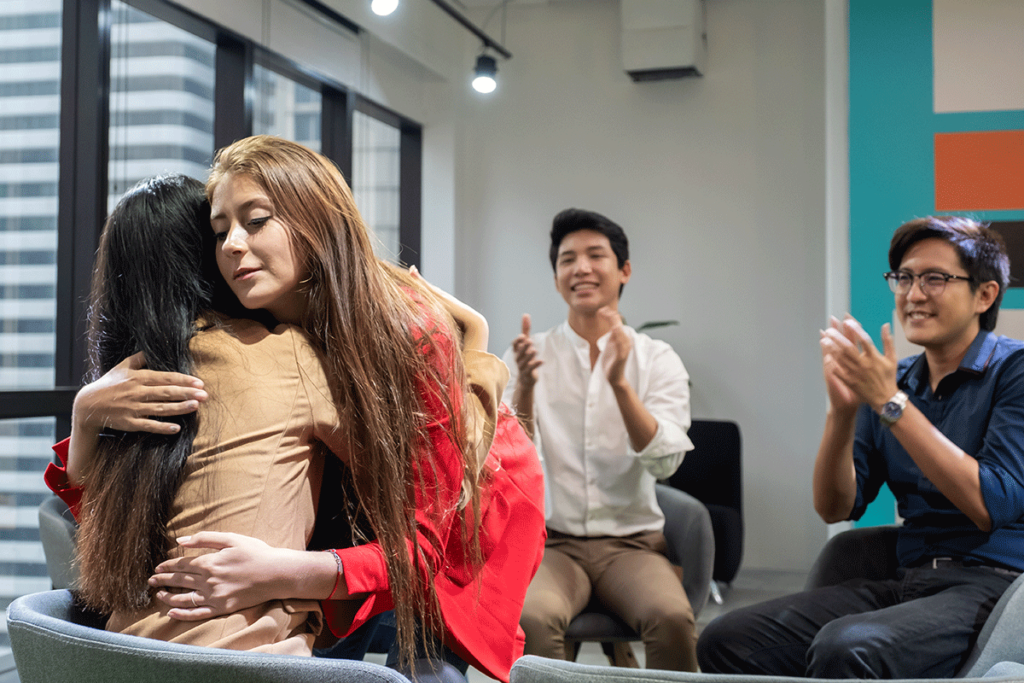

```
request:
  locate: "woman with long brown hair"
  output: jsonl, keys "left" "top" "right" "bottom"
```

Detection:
{"left": 51, "top": 136, "right": 545, "bottom": 682}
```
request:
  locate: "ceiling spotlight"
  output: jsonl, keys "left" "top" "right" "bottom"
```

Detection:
{"left": 472, "top": 54, "right": 498, "bottom": 94}
{"left": 371, "top": 0, "right": 398, "bottom": 16}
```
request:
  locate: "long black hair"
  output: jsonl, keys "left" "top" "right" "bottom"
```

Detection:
{"left": 74, "top": 174, "right": 220, "bottom": 613}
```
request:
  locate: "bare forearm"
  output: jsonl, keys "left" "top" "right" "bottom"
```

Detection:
{"left": 888, "top": 404, "right": 990, "bottom": 531}
{"left": 279, "top": 549, "right": 353, "bottom": 601}
{"left": 512, "top": 381, "right": 535, "bottom": 440}
{"left": 610, "top": 379, "right": 658, "bottom": 452}
{"left": 67, "top": 402, "right": 101, "bottom": 485}
{"left": 813, "top": 408, "right": 859, "bottom": 523}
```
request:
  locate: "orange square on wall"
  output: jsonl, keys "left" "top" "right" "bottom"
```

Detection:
{"left": 935, "top": 130, "right": 1024, "bottom": 211}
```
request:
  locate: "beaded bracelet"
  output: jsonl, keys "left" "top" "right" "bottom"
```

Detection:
{"left": 324, "top": 548, "right": 343, "bottom": 600}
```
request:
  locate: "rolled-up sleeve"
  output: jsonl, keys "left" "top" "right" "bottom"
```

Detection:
{"left": 634, "top": 344, "right": 693, "bottom": 480}
{"left": 976, "top": 353, "right": 1024, "bottom": 530}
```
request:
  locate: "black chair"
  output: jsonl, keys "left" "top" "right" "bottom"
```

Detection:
{"left": 562, "top": 484, "right": 715, "bottom": 666}
{"left": 665, "top": 419, "right": 743, "bottom": 588}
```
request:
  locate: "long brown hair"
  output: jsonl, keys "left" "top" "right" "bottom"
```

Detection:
{"left": 207, "top": 135, "right": 478, "bottom": 665}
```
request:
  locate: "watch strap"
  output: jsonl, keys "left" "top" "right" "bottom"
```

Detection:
{"left": 879, "top": 390, "right": 908, "bottom": 427}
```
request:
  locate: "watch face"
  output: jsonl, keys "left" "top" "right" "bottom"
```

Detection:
{"left": 882, "top": 401, "right": 902, "bottom": 423}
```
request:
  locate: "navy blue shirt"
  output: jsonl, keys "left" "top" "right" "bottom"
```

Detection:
{"left": 851, "top": 330, "right": 1024, "bottom": 572}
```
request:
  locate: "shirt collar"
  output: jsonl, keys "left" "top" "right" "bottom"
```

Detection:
{"left": 899, "top": 329, "right": 996, "bottom": 392}
{"left": 560, "top": 319, "right": 612, "bottom": 352}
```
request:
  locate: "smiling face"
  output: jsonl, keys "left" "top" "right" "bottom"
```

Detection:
{"left": 896, "top": 237, "right": 996, "bottom": 355}
{"left": 554, "top": 229, "right": 631, "bottom": 316}
{"left": 209, "top": 173, "right": 308, "bottom": 324}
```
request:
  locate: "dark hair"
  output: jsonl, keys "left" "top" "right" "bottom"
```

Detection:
{"left": 74, "top": 174, "right": 217, "bottom": 613}
{"left": 889, "top": 216, "right": 1010, "bottom": 332}
{"left": 549, "top": 208, "right": 629, "bottom": 270}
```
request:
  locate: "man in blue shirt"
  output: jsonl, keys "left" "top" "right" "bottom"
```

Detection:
{"left": 698, "top": 216, "right": 1024, "bottom": 678}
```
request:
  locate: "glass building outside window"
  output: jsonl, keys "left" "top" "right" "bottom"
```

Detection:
{"left": 0, "top": 0, "right": 62, "bottom": 656}
{"left": 253, "top": 63, "right": 322, "bottom": 153}
{"left": 352, "top": 110, "right": 400, "bottom": 263}
{"left": 107, "top": 0, "right": 216, "bottom": 211}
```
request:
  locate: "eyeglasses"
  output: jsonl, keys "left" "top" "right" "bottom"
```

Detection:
{"left": 883, "top": 270, "right": 974, "bottom": 296}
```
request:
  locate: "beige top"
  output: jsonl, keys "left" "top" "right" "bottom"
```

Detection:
{"left": 106, "top": 317, "right": 344, "bottom": 655}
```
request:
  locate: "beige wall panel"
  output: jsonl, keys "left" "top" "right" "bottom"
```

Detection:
{"left": 934, "top": 0, "right": 1024, "bottom": 113}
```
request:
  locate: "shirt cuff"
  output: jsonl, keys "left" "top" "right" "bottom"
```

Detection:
{"left": 44, "top": 438, "right": 82, "bottom": 518}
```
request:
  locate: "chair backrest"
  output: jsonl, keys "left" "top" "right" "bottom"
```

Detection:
{"left": 666, "top": 420, "right": 742, "bottom": 512}
{"left": 38, "top": 496, "right": 78, "bottom": 589}
{"left": 654, "top": 484, "right": 714, "bottom": 618}
{"left": 7, "top": 589, "right": 411, "bottom": 683}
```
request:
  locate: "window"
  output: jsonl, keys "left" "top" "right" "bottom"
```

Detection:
{"left": 352, "top": 110, "right": 401, "bottom": 262}
{"left": 107, "top": 0, "right": 216, "bottom": 211}
{"left": 253, "top": 63, "right": 322, "bottom": 153}
{"left": 0, "top": 0, "right": 61, "bottom": 657}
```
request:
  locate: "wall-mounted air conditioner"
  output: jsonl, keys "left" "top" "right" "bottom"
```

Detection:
{"left": 621, "top": 0, "right": 707, "bottom": 82}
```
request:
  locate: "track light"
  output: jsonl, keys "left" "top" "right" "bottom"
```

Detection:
{"left": 371, "top": 0, "right": 398, "bottom": 16}
{"left": 472, "top": 54, "right": 498, "bottom": 94}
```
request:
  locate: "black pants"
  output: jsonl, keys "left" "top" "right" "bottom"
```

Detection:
{"left": 317, "top": 612, "right": 468, "bottom": 683}
{"left": 385, "top": 616, "right": 470, "bottom": 683}
{"left": 697, "top": 565, "right": 1015, "bottom": 678}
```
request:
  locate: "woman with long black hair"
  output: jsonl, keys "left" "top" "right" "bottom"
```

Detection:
{"left": 54, "top": 173, "right": 342, "bottom": 654}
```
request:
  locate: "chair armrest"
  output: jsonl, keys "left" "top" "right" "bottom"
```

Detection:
{"left": 960, "top": 571, "right": 1024, "bottom": 677}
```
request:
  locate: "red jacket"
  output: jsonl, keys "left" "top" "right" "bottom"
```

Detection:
{"left": 323, "top": 405, "right": 544, "bottom": 681}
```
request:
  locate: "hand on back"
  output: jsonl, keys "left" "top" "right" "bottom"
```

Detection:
{"left": 74, "top": 351, "right": 207, "bottom": 435}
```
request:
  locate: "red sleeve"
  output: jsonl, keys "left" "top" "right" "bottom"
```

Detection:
{"left": 323, "top": 319, "right": 465, "bottom": 637}
{"left": 43, "top": 438, "right": 82, "bottom": 519}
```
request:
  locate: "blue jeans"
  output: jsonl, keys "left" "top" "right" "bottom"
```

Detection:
{"left": 697, "top": 565, "right": 1015, "bottom": 678}
{"left": 317, "top": 611, "right": 468, "bottom": 682}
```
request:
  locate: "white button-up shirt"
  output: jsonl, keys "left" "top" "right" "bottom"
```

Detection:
{"left": 502, "top": 321, "right": 692, "bottom": 537}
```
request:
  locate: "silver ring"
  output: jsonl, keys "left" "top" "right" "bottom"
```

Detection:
{"left": 190, "top": 591, "right": 199, "bottom": 608}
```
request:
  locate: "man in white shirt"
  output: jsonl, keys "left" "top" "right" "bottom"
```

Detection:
{"left": 502, "top": 208, "right": 696, "bottom": 671}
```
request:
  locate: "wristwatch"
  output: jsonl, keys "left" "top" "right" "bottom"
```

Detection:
{"left": 879, "top": 390, "right": 908, "bottom": 427}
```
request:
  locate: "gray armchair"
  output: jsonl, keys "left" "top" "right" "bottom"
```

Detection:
{"left": 509, "top": 655, "right": 1024, "bottom": 683}
{"left": 7, "top": 589, "right": 416, "bottom": 683}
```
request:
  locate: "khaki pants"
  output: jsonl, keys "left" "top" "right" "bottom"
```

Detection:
{"left": 520, "top": 530, "right": 698, "bottom": 672}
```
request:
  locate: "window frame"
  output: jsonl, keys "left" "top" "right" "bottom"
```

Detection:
{"left": 7, "top": 0, "right": 423, "bottom": 431}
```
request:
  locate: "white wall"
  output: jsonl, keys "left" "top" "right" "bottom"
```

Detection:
{"left": 456, "top": 0, "right": 833, "bottom": 571}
